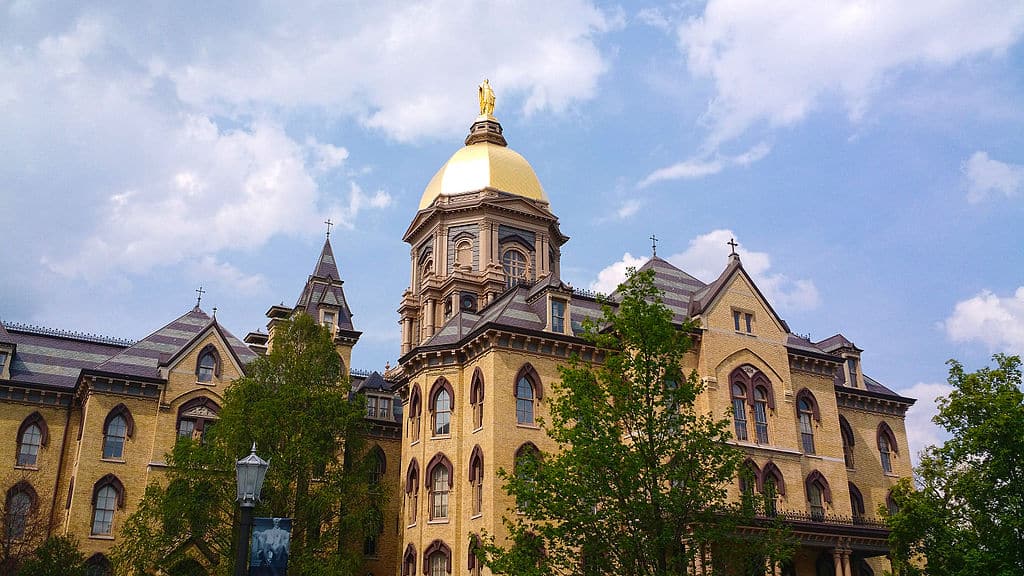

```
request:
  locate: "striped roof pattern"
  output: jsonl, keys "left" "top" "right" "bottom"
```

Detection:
{"left": 0, "top": 326, "right": 128, "bottom": 389}
{"left": 93, "top": 307, "right": 257, "bottom": 380}
{"left": 295, "top": 239, "right": 355, "bottom": 331}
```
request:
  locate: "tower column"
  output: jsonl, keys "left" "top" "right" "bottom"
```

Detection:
{"left": 480, "top": 219, "right": 493, "bottom": 266}
{"left": 425, "top": 299, "right": 436, "bottom": 337}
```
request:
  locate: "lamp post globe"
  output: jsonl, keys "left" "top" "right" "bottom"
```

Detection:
{"left": 234, "top": 444, "right": 269, "bottom": 576}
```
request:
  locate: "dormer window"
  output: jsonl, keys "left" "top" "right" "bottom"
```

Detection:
{"left": 550, "top": 299, "right": 566, "bottom": 333}
{"left": 502, "top": 249, "right": 527, "bottom": 288}
{"left": 323, "top": 311, "right": 336, "bottom": 336}
{"left": 846, "top": 357, "right": 859, "bottom": 387}
{"left": 0, "top": 351, "right": 8, "bottom": 376}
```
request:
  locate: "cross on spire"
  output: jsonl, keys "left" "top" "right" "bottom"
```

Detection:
{"left": 195, "top": 286, "right": 205, "bottom": 307}
{"left": 650, "top": 234, "right": 658, "bottom": 257}
{"left": 324, "top": 218, "right": 334, "bottom": 239}
{"left": 727, "top": 238, "right": 738, "bottom": 256}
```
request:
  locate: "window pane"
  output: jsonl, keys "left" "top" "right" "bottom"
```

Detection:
{"left": 198, "top": 352, "right": 216, "bottom": 382}
{"left": 732, "top": 398, "right": 748, "bottom": 441}
{"left": 177, "top": 419, "right": 195, "bottom": 439}
{"left": 551, "top": 300, "right": 565, "bottom": 333}
{"left": 103, "top": 416, "right": 127, "bottom": 459}
{"left": 754, "top": 402, "right": 769, "bottom": 444}
{"left": 18, "top": 424, "right": 42, "bottom": 466}
{"left": 434, "top": 390, "right": 450, "bottom": 435}
{"left": 92, "top": 486, "right": 117, "bottom": 535}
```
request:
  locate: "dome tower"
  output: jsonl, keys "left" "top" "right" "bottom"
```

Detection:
{"left": 399, "top": 84, "right": 568, "bottom": 355}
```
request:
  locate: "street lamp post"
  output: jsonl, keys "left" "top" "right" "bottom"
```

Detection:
{"left": 235, "top": 443, "right": 269, "bottom": 576}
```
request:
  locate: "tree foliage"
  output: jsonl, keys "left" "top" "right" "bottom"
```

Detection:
{"left": 114, "top": 313, "right": 381, "bottom": 576}
{"left": 16, "top": 536, "right": 86, "bottom": 576}
{"left": 887, "top": 354, "right": 1024, "bottom": 576}
{"left": 481, "top": 269, "right": 792, "bottom": 576}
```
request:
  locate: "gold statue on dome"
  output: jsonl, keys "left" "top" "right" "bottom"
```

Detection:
{"left": 478, "top": 79, "right": 496, "bottom": 117}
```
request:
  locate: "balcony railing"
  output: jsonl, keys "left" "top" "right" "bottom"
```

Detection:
{"left": 753, "top": 507, "right": 887, "bottom": 528}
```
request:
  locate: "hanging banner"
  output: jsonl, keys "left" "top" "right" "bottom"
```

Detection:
{"left": 250, "top": 517, "right": 291, "bottom": 576}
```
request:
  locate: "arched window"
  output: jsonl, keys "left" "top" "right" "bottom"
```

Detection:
{"left": 16, "top": 412, "right": 48, "bottom": 467}
{"left": 368, "top": 446, "right": 386, "bottom": 485}
{"left": 762, "top": 461, "right": 785, "bottom": 517}
{"left": 877, "top": 422, "right": 898, "bottom": 474}
{"left": 102, "top": 405, "right": 134, "bottom": 460}
{"left": 468, "top": 535, "right": 481, "bottom": 576}
{"left": 426, "top": 454, "right": 453, "bottom": 521}
{"left": 514, "top": 443, "right": 541, "bottom": 512}
{"left": 91, "top": 474, "right": 125, "bottom": 535}
{"left": 456, "top": 239, "right": 473, "bottom": 268}
{"left": 403, "top": 544, "right": 417, "bottom": 576}
{"left": 753, "top": 385, "right": 770, "bottom": 444}
{"left": 430, "top": 378, "right": 454, "bottom": 437}
{"left": 5, "top": 482, "right": 36, "bottom": 539}
{"left": 85, "top": 554, "right": 114, "bottom": 576}
{"left": 195, "top": 345, "right": 220, "bottom": 383}
{"left": 805, "top": 471, "right": 831, "bottom": 521}
{"left": 731, "top": 383, "right": 748, "bottom": 441}
{"left": 795, "top": 389, "right": 821, "bottom": 454}
{"left": 849, "top": 482, "right": 865, "bottom": 523}
{"left": 469, "top": 446, "right": 484, "bottom": 516}
{"left": 514, "top": 365, "right": 542, "bottom": 425}
{"left": 839, "top": 416, "right": 855, "bottom": 469}
{"left": 502, "top": 249, "right": 528, "bottom": 288}
{"left": 409, "top": 385, "right": 422, "bottom": 442}
{"left": 405, "top": 459, "right": 420, "bottom": 525}
{"left": 176, "top": 397, "right": 220, "bottom": 443}
{"left": 470, "top": 369, "right": 484, "bottom": 430}
{"left": 424, "top": 540, "right": 451, "bottom": 576}
{"left": 886, "top": 489, "right": 899, "bottom": 515}
{"left": 739, "top": 458, "right": 760, "bottom": 497}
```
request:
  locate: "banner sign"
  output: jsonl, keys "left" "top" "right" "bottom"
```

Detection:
{"left": 250, "top": 517, "right": 291, "bottom": 576}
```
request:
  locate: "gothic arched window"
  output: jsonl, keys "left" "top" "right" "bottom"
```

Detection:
{"left": 753, "top": 385, "right": 770, "bottom": 444}
{"left": 469, "top": 446, "right": 484, "bottom": 516}
{"left": 878, "top": 422, "right": 898, "bottom": 474}
{"left": 196, "top": 345, "right": 220, "bottom": 383}
{"left": 840, "top": 415, "right": 855, "bottom": 469}
{"left": 426, "top": 454, "right": 453, "bottom": 521}
{"left": 368, "top": 446, "right": 386, "bottom": 486}
{"left": 430, "top": 378, "right": 454, "bottom": 437}
{"left": 424, "top": 540, "right": 452, "bottom": 576}
{"left": 805, "top": 471, "right": 831, "bottom": 521}
{"left": 849, "top": 482, "right": 865, "bottom": 522}
{"left": 405, "top": 459, "right": 419, "bottom": 525}
{"left": 91, "top": 474, "right": 125, "bottom": 535}
{"left": 731, "top": 384, "right": 748, "bottom": 441}
{"left": 5, "top": 482, "right": 36, "bottom": 539}
{"left": 176, "top": 397, "right": 220, "bottom": 443}
{"left": 409, "top": 384, "right": 422, "bottom": 442}
{"left": 16, "top": 412, "right": 48, "bottom": 467}
{"left": 102, "top": 405, "right": 134, "bottom": 460}
{"left": 470, "top": 369, "right": 484, "bottom": 430}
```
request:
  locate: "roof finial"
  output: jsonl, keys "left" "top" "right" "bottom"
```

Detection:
{"left": 650, "top": 234, "right": 658, "bottom": 257}
{"left": 195, "top": 286, "right": 206, "bottom": 308}
{"left": 478, "top": 79, "right": 496, "bottom": 117}
{"left": 324, "top": 218, "right": 334, "bottom": 239}
{"left": 212, "top": 306, "right": 217, "bottom": 319}
{"left": 727, "top": 237, "right": 739, "bottom": 257}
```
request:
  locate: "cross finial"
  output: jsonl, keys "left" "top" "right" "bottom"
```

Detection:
{"left": 324, "top": 219, "right": 334, "bottom": 239}
{"left": 212, "top": 306, "right": 217, "bottom": 318}
{"left": 650, "top": 234, "right": 658, "bottom": 257}
{"left": 727, "top": 238, "right": 738, "bottom": 256}
{"left": 195, "top": 286, "right": 206, "bottom": 307}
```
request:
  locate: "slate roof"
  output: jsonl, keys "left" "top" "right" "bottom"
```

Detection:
{"left": 295, "top": 239, "right": 355, "bottom": 331}
{"left": 91, "top": 307, "right": 257, "bottom": 381}
{"left": 816, "top": 333, "right": 861, "bottom": 353}
{"left": 0, "top": 323, "right": 128, "bottom": 389}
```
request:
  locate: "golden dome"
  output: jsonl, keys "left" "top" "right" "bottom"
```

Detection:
{"left": 418, "top": 131, "right": 549, "bottom": 210}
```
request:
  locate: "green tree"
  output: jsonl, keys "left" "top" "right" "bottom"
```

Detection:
{"left": 17, "top": 536, "right": 86, "bottom": 576}
{"left": 114, "top": 313, "right": 381, "bottom": 576}
{"left": 481, "top": 269, "right": 791, "bottom": 576}
{"left": 887, "top": 354, "right": 1024, "bottom": 576}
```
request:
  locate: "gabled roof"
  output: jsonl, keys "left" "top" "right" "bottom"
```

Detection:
{"left": 630, "top": 257, "right": 707, "bottom": 324}
{"left": 0, "top": 323, "right": 128, "bottom": 389}
{"left": 816, "top": 333, "right": 862, "bottom": 353}
{"left": 91, "top": 307, "right": 256, "bottom": 381}
{"left": 294, "top": 239, "right": 355, "bottom": 331}
{"left": 0, "top": 322, "right": 14, "bottom": 346}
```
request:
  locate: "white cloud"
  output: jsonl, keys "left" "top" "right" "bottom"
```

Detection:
{"left": 677, "top": 1, "right": 1024, "bottom": 146}
{"left": 589, "top": 252, "right": 648, "bottom": 294}
{"left": 589, "top": 230, "right": 820, "bottom": 312}
{"left": 943, "top": 287, "right": 1024, "bottom": 354}
{"left": 190, "top": 256, "right": 267, "bottom": 296}
{"left": 639, "top": 142, "right": 770, "bottom": 187}
{"left": 963, "top": 151, "right": 1024, "bottom": 203}
{"left": 897, "top": 381, "right": 954, "bottom": 464}
{"left": 616, "top": 199, "right": 643, "bottom": 220}
{"left": 308, "top": 139, "right": 350, "bottom": 173}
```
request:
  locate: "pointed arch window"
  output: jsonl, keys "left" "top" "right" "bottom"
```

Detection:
{"left": 795, "top": 389, "right": 821, "bottom": 454}
{"left": 102, "top": 405, "right": 134, "bottom": 460}
{"left": 849, "top": 482, "right": 866, "bottom": 523}
{"left": 753, "top": 385, "right": 770, "bottom": 444}
{"left": 196, "top": 345, "right": 220, "bottom": 383}
{"left": 85, "top": 553, "right": 113, "bottom": 576}
{"left": 731, "top": 384, "right": 748, "bottom": 441}
{"left": 805, "top": 471, "right": 831, "bottom": 521}
{"left": 424, "top": 540, "right": 452, "bottom": 576}
{"left": 403, "top": 544, "right": 417, "bottom": 576}
{"left": 405, "top": 459, "right": 420, "bottom": 525}
{"left": 176, "top": 397, "right": 220, "bottom": 444}
{"left": 515, "top": 365, "right": 542, "bottom": 425}
{"left": 514, "top": 443, "right": 541, "bottom": 512}
{"left": 470, "top": 369, "right": 484, "bottom": 430}
{"left": 5, "top": 482, "right": 37, "bottom": 539}
{"left": 368, "top": 446, "right": 386, "bottom": 486}
{"left": 762, "top": 461, "right": 786, "bottom": 517}
{"left": 16, "top": 412, "right": 48, "bottom": 467}
{"left": 469, "top": 446, "right": 484, "bottom": 516}
{"left": 430, "top": 378, "right": 454, "bottom": 437}
{"left": 877, "top": 422, "right": 898, "bottom": 474}
{"left": 739, "top": 459, "right": 760, "bottom": 497}
{"left": 426, "top": 454, "right": 453, "bottom": 521}
{"left": 91, "top": 474, "right": 125, "bottom": 535}
{"left": 409, "top": 385, "right": 422, "bottom": 442}
{"left": 839, "top": 416, "right": 855, "bottom": 469}
{"left": 468, "top": 535, "right": 482, "bottom": 576}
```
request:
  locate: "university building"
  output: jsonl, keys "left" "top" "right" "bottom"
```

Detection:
{"left": 0, "top": 93, "right": 914, "bottom": 576}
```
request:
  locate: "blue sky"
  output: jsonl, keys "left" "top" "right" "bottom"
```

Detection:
{"left": 2, "top": 1, "right": 1023, "bottom": 461}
